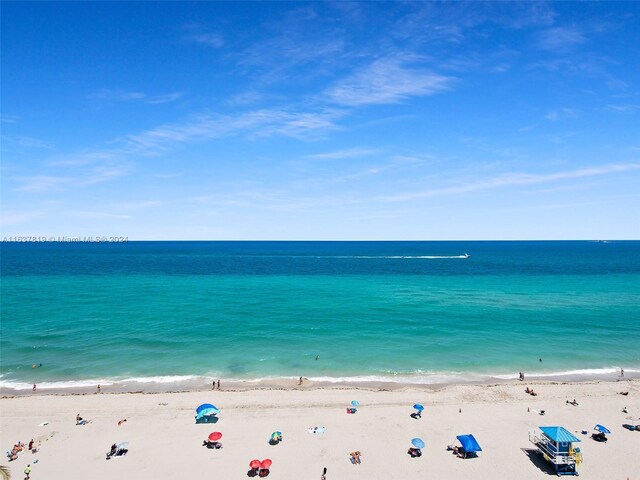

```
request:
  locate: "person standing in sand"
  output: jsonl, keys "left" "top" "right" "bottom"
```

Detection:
{"left": 32, "top": 383, "right": 36, "bottom": 392}
{"left": 217, "top": 379, "right": 220, "bottom": 390}
{"left": 621, "top": 368, "right": 624, "bottom": 377}
{"left": 299, "top": 376, "right": 303, "bottom": 385}
{"left": 97, "top": 384, "right": 101, "bottom": 393}
{"left": 212, "top": 380, "right": 216, "bottom": 390}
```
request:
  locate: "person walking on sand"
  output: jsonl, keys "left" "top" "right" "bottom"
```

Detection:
{"left": 212, "top": 380, "right": 216, "bottom": 390}
{"left": 32, "top": 383, "right": 36, "bottom": 392}
{"left": 217, "top": 379, "right": 220, "bottom": 390}
{"left": 321, "top": 467, "right": 327, "bottom": 480}
{"left": 621, "top": 368, "right": 624, "bottom": 377}
{"left": 97, "top": 384, "right": 101, "bottom": 393}
{"left": 299, "top": 376, "right": 303, "bottom": 385}
{"left": 24, "top": 464, "right": 31, "bottom": 479}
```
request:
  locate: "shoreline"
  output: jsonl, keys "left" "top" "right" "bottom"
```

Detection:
{"left": 2, "top": 372, "right": 637, "bottom": 397}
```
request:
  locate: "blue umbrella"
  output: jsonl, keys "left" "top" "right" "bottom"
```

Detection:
{"left": 594, "top": 424, "right": 611, "bottom": 434}
{"left": 411, "top": 438, "right": 425, "bottom": 449}
{"left": 195, "top": 403, "right": 220, "bottom": 419}
{"left": 413, "top": 404, "right": 424, "bottom": 412}
{"left": 351, "top": 400, "right": 360, "bottom": 407}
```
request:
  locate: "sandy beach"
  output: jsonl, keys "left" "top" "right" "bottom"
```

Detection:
{"left": 1, "top": 379, "right": 638, "bottom": 479}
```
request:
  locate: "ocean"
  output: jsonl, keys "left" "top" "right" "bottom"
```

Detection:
{"left": 1, "top": 241, "right": 639, "bottom": 391}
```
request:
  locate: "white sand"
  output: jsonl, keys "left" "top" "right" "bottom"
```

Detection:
{"left": 1, "top": 380, "right": 639, "bottom": 479}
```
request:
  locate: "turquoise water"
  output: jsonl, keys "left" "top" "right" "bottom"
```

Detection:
{"left": 1, "top": 241, "right": 639, "bottom": 389}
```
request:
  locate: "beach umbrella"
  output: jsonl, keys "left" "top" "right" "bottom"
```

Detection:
{"left": 116, "top": 441, "right": 129, "bottom": 450}
{"left": 196, "top": 404, "right": 220, "bottom": 418}
{"left": 249, "top": 459, "right": 261, "bottom": 469}
{"left": 208, "top": 432, "right": 222, "bottom": 441}
{"left": 351, "top": 400, "right": 360, "bottom": 407}
{"left": 413, "top": 404, "right": 424, "bottom": 411}
{"left": 411, "top": 438, "right": 425, "bottom": 449}
{"left": 594, "top": 424, "right": 611, "bottom": 434}
{"left": 271, "top": 431, "right": 282, "bottom": 439}
{"left": 260, "top": 459, "right": 272, "bottom": 469}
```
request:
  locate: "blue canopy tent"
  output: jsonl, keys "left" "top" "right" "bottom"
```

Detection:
{"left": 456, "top": 434, "right": 482, "bottom": 458}
{"left": 529, "top": 426, "right": 582, "bottom": 476}
{"left": 195, "top": 403, "right": 220, "bottom": 424}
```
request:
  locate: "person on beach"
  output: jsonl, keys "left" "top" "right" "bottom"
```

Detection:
{"left": 321, "top": 467, "right": 327, "bottom": 480}
{"left": 32, "top": 384, "right": 36, "bottom": 392}
{"left": 24, "top": 464, "right": 31, "bottom": 479}
{"left": 28, "top": 439, "right": 34, "bottom": 451}
{"left": 217, "top": 379, "right": 220, "bottom": 390}
{"left": 118, "top": 419, "right": 127, "bottom": 426}
{"left": 76, "top": 414, "right": 89, "bottom": 425}
{"left": 212, "top": 380, "right": 216, "bottom": 390}
{"left": 621, "top": 368, "right": 624, "bottom": 377}
{"left": 97, "top": 384, "right": 101, "bottom": 393}
{"left": 299, "top": 376, "right": 303, "bottom": 385}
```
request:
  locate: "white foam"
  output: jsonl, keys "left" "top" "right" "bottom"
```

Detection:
{"left": 119, "top": 375, "right": 201, "bottom": 384}
{"left": 0, "top": 378, "right": 116, "bottom": 390}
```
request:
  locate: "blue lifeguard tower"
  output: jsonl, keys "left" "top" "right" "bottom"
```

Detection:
{"left": 529, "top": 426, "right": 582, "bottom": 476}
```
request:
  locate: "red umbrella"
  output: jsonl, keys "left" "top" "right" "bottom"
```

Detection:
{"left": 260, "top": 459, "right": 272, "bottom": 469}
{"left": 208, "top": 432, "right": 222, "bottom": 442}
{"left": 249, "top": 459, "right": 261, "bottom": 469}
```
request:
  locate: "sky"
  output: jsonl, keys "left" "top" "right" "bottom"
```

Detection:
{"left": 1, "top": 1, "right": 639, "bottom": 240}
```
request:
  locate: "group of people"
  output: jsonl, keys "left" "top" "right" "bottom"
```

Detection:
{"left": 407, "top": 447, "right": 422, "bottom": 457}
{"left": 202, "top": 439, "right": 223, "bottom": 449}
{"left": 105, "top": 443, "right": 128, "bottom": 460}
{"left": 212, "top": 379, "right": 221, "bottom": 390}
{"left": 348, "top": 451, "right": 362, "bottom": 464}
{"left": 566, "top": 399, "right": 579, "bottom": 406}
{"left": 448, "top": 444, "right": 464, "bottom": 457}
{"left": 525, "top": 387, "right": 537, "bottom": 396}
{"left": 6, "top": 439, "right": 36, "bottom": 462}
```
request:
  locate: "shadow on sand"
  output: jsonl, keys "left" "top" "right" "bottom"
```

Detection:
{"left": 520, "top": 448, "right": 556, "bottom": 476}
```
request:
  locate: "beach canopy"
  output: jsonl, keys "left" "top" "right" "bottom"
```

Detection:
{"left": 539, "top": 426, "right": 581, "bottom": 443}
{"left": 411, "top": 438, "right": 425, "bottom": 449}
{"left": 260, "top": 459, "right": 272, "bottom": 469}
{"left": 249, "top": 459, "right": 261, "bottom": 469}
{"left": 208, "top": 432, "right": 222, "bottom": 441}
{"left": 116, "top": 441, "right": 129, "bottom": 450}
{"left": 351, "top": 400, "right": 360, "bottom": 407}
{"left": 413, "top": 404, "right": 424, "bottom": 411}
{"left": 594, "top": 424, "right": 611, "bottom": 434}
{"left": 196, "top": 404, "right": 220, "bottom": 419}
{"left": 456, "top": 434, "right": 482, "bottom": 453}
{"left": 271, "top": 431, "right": 282, "bottom": 438}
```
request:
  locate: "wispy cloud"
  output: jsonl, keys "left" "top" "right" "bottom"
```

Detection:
{"left": 13, "top": 165, "right": 129, "bottom": 192}
{"left": 182, "top": 24, "right": 224, "bottom": 47}
{"left": 122, "top": 108, "right": 343, "bottom": 152}
{"left": 2, "top": 135, "right": 54, "bottom": 149}
{"left": 604, "top": 104, "right": 640, "bottom": 114}
{"left": 326, "top": 56, "right": 454, "bottom": 106}
{"left": 1, "top": 114, "right": 19, "bottom": 124}
{"left": 536, "top": 26, "right": 586, "bottom": 51}
{"left": 381, "top": 163, "right": 640, "bottom": 202}
{"left": 545, "top": 107, "right": 578, "bottom": 121}
{"left": 89, "top": 89, "right": 184, "bottom": 105}
{"left": 305, "top": 147, "right": 381, "bottom": 160}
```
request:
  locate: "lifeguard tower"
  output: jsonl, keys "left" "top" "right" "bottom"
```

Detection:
{"left": 529, "top": 426, "right": 582, "bottom": 476}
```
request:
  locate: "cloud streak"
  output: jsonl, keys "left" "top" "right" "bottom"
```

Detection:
{"left": 382, "top": 163, "right": 640, "bottom": 202}
{"left": 326, "top": 56, "right": 454, "bottom": 106}
{"left": 89, "top": 89, "right": 184, "bottom": 105}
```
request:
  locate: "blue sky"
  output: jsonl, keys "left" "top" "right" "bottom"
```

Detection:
{"left": 2, "top": 1, "right": 639, "bottom": 240}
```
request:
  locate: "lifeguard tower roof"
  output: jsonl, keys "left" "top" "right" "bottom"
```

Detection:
{"left": 539, "top": 426, "right": 581, "bottom": 443}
